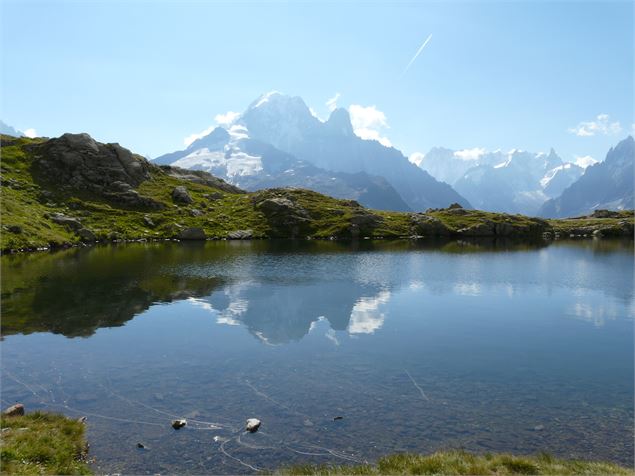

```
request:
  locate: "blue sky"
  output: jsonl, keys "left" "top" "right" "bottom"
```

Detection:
{"left": 2, "top": 0, "right": 633, "bottom": 163}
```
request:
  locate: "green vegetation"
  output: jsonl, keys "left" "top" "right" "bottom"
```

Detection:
{"left": 1, "top": 134, "right": 632, "bottom": 252}
{"left": 277, "top": 450, "right": 633, "bottom": 475}
{"left": 0, "top": 411, "right": 91, "bottom": 475}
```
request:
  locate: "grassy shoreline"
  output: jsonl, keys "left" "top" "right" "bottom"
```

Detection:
{"left": 1, "top": 410, "right": 632, "bottom": 475}
{"left": 277, "top": 450, "right": 633, "bottom": 475}
{"left": 0, "top": 411, "right": 91, "bottom": 475}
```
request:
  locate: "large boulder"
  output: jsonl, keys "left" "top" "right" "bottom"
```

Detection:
{"left": 172, "top": 186, "right": 193, "bottom": 204}
{"left": 178, "top": 227, "right": 206, "bottom": 240}
{"left": 33, "top": 133, "right": 164, "bottom": 209}
{"left": 3, "top": 403, "right": 24, "bottom": 416}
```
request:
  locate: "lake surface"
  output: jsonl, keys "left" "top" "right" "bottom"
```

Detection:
{"left": 1, "top": 239, "right": 633, "bottom": 474}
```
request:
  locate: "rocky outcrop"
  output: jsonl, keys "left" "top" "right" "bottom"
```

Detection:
{"left": 410, "top": 214, "right": 450, "bottom": 236}
{"left": 33, "top": 133, "right": 164, "bottom": 209}
{"left": 253, "top": 192, "right": 311, "bottom": 238}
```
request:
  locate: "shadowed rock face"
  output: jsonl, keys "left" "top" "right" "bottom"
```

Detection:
{"left": 32, "top": 133, "right": 164, "bottom": 209}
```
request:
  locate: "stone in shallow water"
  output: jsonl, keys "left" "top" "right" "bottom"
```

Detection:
{"left": 171, "top": 419, "right": 187, "bottom": 429}
{"left": 3, "top": 403, "right": 24, "bottom": 416}
{"left": 245, "top": 418, "right": 261, "bottom": 433}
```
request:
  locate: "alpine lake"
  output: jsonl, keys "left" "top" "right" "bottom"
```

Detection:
{"left": 1, "top": 238, "right": 633, "bottom": 474}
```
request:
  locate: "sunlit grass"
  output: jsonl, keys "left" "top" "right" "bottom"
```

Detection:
{"left": 0, "top": 411, "right": 91, "bottom": 475}
{"left": 277, "top": 450, "right": 633, "bottom": 475}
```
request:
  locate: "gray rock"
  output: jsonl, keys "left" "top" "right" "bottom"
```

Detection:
{"left": 458, "top": 222, "right": 495, "bottom": 237}
{"left": 245, "top": 418, "right": 261, "bottom": 433}
{"left": 227, "top": 229, "right": 253, "bottom": 239}
{"left": 143, "top": 216, "right": 155, "bottom": 228}
{"left": 410, "top": 214, "right": 450, "bottom": 236}
{"left": 495, "top": 222, "right": 515, "bottom": 236}
{"left": 189, "top": 208, "right": 203, "bottom": 217}
{"left": 7, "top": 225, "right": 22, "bottom": 234}
{"left": 592, "top": 229, "right": 604, "bottom": 238}
{"left": 3, "top": 403, "right": 24, "bottom": 416}
{"left": 203, "top": 192, "right": 224, "bottom": 200}
{"left": 77, "top": 228, "right": 96, "bottom": 241}
{"left": 171, "top": 419, "right": 187, "bottom": 429}
{"left": 172, "top": 186, "right": 193, "bottom": 204}
{"left": 50, "top": 213, "right": 83, "bottom": 230}
{"left": 178, "top": 227, "right": 206, "bottom": 240}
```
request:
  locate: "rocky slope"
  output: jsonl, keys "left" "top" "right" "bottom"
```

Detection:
{"left": 539, "top": 136, "right": 634, "bottom": 218}
{"left": 1, "top": 133, "right": 630, "bottom": 253}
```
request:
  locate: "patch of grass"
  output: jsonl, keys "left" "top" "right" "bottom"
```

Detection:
{"left": 0, "top": 411, "right": 91, "bottom": 475}
{"left": 276, "top": 450, "right": 633, "bottom": 475}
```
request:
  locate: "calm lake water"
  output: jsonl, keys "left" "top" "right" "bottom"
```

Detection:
{"left": 1, "top": 239, "right": 633, "bottom": 474}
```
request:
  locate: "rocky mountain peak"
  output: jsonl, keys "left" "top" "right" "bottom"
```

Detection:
{"left": 325, "top": 108, "right": 354, "bottom": 136}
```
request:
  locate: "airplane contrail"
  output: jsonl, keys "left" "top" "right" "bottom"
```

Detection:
{"left": 401, "top": 34, "right": 432, "bottom": 77}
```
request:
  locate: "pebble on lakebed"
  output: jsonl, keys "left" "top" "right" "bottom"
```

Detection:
{"left": 245, "top": 418, "right": 261, "bottom": 433}
{"left": 171, "top": 419, "right": 187, "bottom": 429}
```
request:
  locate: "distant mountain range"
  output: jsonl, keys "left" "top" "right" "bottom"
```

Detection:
{"left": 0, "top": 120, "right": 23, "bottom": 137}
{"left": 155, "top": 92, "right": 470, "bottom": 211}
{"left": 539, "top": 136, "right": 634, "bottom": 218}
{"left": 416, "top": 147, "right": 586, "bottom": 216}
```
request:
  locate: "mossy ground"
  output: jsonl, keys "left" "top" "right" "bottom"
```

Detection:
{"left": 0, "top": 411, "right": 91, "bottom": 475}
{"left": 277, "top": 450, "right": 633, "bottom": 475}
{"left": 1, "top": 135, "right": 632, "bottom": 252}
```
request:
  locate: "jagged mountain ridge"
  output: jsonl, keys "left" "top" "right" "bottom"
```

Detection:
{"left": 539, "top": 136, "right": 634, "bottom": 218}
{"left": 155, "top": 92, "right": 470, "bottom": 211}
{"left": 417, "top": 147, "right": 584, "bottom": 215}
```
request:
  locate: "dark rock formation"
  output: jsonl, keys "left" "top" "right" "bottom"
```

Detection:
{"left": 32, "top": 133, "right": 164, "bottom": 209}
{"left": 178, "top": 227, "right": 206, "bottom": 240}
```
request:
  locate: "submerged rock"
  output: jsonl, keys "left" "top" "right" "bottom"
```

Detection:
{"left": 3, "top": 403, "right": 25, "bottom": 416}
{"left": 245, "top": 418, "right": 261, "bottom": 433}
{"left": 333, "top": 416, "right": 344, "bottom": 421}
{"left": 171, "top": 419, "right": 187, "bottom": 429}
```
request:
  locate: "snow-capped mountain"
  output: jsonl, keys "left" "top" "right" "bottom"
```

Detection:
{"left": 155, "top": 92, "right": 470, "bottom": 211}
{"left": 154, "top": 122, "right": 411, "bottom": 211}
{"left": 416, "top": 147, "right": 584, "bottom": 215}
{"left": 539, "top": 136, "right": 634, "bottom": 218}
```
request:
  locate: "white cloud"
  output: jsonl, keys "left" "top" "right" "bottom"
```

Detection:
{"left": 454, "top": 147, "right": 486, "bottom": 161}
{"left": 409, "top": 152, "right": 425, "bottom": 167}
{"left": 214, "top": 111, "right": 240, "bottom": 126}
{"left": 568, "top": 113, "right": 622, "bottom": 137}
{"left": 23, "top": 128, "right": 37, "bottom": 138}
{"left": 326, "top": 92, "right": 341, "bottom": 112}
{"left": 572, "top": 155, "right": 598, "bottom": 168}
{"left": 348, "top": 104, "right": 392, "bottom": 147}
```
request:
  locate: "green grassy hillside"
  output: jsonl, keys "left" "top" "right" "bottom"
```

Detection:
{"left": 1, "top": 134, "right": 632, "bottom": 252}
